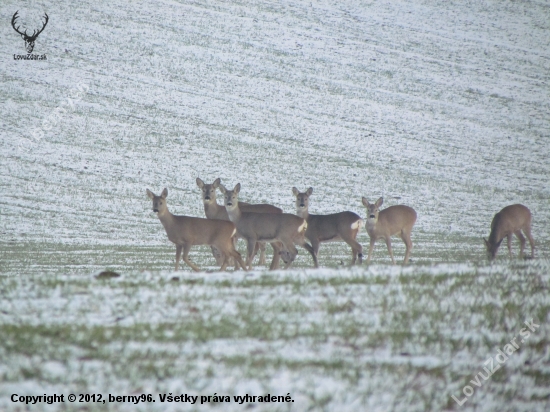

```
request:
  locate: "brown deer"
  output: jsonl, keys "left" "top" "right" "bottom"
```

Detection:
{"left": 484, "top": 204, "right": 535, "bottom": 261}
{"left": 146, "top": 188, "right": 246, "bottom": 271}
{"left": 219, "top": 183, "right": 317, "bottom": 270}
{"left": 362, "top": 197, "right": 417, "bottom": 264}
{"left": 196, "top": 177, "right": 285, "bottom": 266}
{"left": 292, "top": 187, "right": 363, "bottom": 266}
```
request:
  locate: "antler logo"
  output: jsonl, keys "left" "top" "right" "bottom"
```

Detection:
{"left": 11, "top": 11, "right": 49, "bottom": 53}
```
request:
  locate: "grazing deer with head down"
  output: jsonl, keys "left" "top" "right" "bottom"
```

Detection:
{"left": 196, "top": 177, "right": 285, "bottom": 266}
{"left": 219, "top": 183, "right": 317, "bottom": 270}
{"left": 146, "top": 188, "right": 246, "bottom": 271}
{"left": 292, "top": 187, "right": 363, "bottom": 266}
{"left": 362, "top": 197, "right": 417, "bottom": 264}
{"left": 484, "top": 204, "right": 535, "bottom": 261}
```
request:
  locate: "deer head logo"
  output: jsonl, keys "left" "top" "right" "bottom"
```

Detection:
{"left": 11, "top": 11, "right": 49, "bottom": 54}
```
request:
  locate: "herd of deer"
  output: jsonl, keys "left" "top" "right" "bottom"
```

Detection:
{"left": 146, "top": 179, "right": 536, "bottom": 272}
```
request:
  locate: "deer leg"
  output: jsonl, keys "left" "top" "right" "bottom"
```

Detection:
{"left": 367, "top": 238, "right": 376, "bottom": 264}
{"left": 347, "top": 238, "right": 363, "bottom": 265}
{"left": 219, "top": 253, "right": 229, "bottom": 272}
{"left": 401, "top": 231, "right": 413, "bottom": 264}
{"left": 182, "top": 243, "right": 200, "bottom": 272}
{"left": 385, "top": 237, "right": 395, "bottom": 265}
{"left": 230, "top": 237, "right": 240, "bottom": 270}
{"left": 506, "top": 234, "right": 513, "bottom": 258}
{"left": 246, "top": 238, "right": 257, "bottom": 270}
{"left": 175, "top": 244, "right": 183, "bottom": 271}
{"left": 269, "top": 242, "right": 282, "bottom": 270}
{"left": 302, "top": 241, "right": 318, "bottom": 268}
{"left": 341, "top": 228, "right": 362, "bottom": 265}
{"left": 222, "top": 239, "right": 246, "bottom": 271}
{"left": 258, "top": 242, "right": 267, "bottom": 265}
{"left": 231, "top": 249, "right": 247, "bottom": 271}
{"left": 210, "top": 245, "right": 225, "bottom": 266}
{"left": 515, "top": 231, "right": 526, "bottom": 258}
{"left": 250, "top": 242, "right": 260, "bottom": 262}
{"left": 295, "top": 233, "right": 317, "bottom": 268}
{"left": 307, "top": 239, "right": 320, "bottom": 268}
{"left": 215, "top": 241, "right": 231, "bottom": 272}
{"left": 524, "top": 226, "right": 535, "bottom": 258}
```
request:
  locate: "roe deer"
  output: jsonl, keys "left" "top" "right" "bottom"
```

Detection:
{"left": 196, "top": 177, "right": 284, "bottom": 266}
{"left": 484, "top": 204, "right": 535, "bottom": 261}
{"left": 292, "top": 187, "right": 363, "bottom": 266}
{"left": 219, "top": 183, "right": 318, "bottom": 270}
{"left": 146, "top": 188, "right": 246, "bottom": 271}
{"left": 362, "top": 197, "right": 417, "bottom": 264}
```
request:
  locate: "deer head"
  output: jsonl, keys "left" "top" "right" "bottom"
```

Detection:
{"left": 12, "top": 11, "right": 49, "bottom": 53}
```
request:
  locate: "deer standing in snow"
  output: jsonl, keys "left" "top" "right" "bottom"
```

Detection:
{"left": 147, "top": 188, "right": 246, "bottom": 271}
{"left": 484, "top": 204, "right": 535, "bottom": 261}
{"left": 196, "top": 177, "right": 286, "bottom": 267}
{"left": 362, "top": 197, "right": 417, "bottom": 264}
{"left": 220, "top": 183, "right": 317, "bottom": 270}
{"left": 292, "top": 187, "right": 363, "bottom": 266}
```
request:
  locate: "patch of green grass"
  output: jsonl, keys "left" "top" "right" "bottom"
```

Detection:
{"left": 2, "top": 243, "right": 550, "bottom": 411}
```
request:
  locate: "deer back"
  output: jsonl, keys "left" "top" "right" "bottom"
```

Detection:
{"left": 307, "top": 211, "right": 362, "bottom": 241}
{"left": 241, "top": 203, "right": 283, "bottom": 214}
{"left": 165, "top": 215, "right": 236, "bottom": 247}
{"left": 236, "top": 211, "right": 306, "bottom": 242}
{"left": 489, "top": 204, "right": 531, "bottom": 245}
{"left": 376, "top": 205, "right": 417, "bottom": 237}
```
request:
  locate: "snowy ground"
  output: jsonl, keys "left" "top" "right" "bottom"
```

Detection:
{"left": 1, "top": 0, "right": 549, "bottom": 410}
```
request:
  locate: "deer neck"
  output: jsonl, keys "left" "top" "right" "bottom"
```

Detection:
{"left": 225, "top": 203, "right": 242, "bottom": 223}
{"left": 488, "top": 214, "right": 504, "bottom": 245}
{"left": 366, "top": 217, "right": 378, "bottom": 234}
{"left": 203, "top": 200, "right": 224, "bottom": 219}
{"left": 156, "top": 208, "right": 176, "bottom": 230}
{"left": 296, "top": 207, "right": 309, "bottom": 220}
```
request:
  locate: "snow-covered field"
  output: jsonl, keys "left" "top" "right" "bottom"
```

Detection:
{"left": 1, "top": 0, "right": 549, "bottom": 410}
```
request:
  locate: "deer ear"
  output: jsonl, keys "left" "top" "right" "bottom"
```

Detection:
{"left": 361, "top": 197, "right": 369, "bottom": 207}
{"left": 161, "top": 188, "right": 168, "bottom": 198}
{"left": 146, "top": 189, "right": 155, "bottom": 199}
{"left": 218, "top": 184, "right": 226, "bottom": 194}
{"left": 376, "top": 197, "right": 384, "bottom": 207}
{"left": 213, "top": 178, "right": 221, "bottom": 188}
{"left": 307, "top": 187, "right": 313, "bottom": 196}
{"left": 196, "top": 178, "right": 204, "bottom": 188}
{"left": 292, "top": 187, "right": 299, "bottom": 196}
{"left": 234, "top": 183, "right": 241, "bottom": 194}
